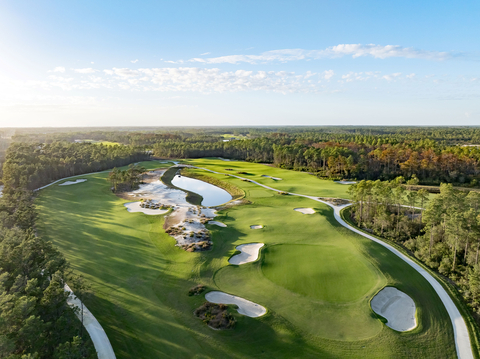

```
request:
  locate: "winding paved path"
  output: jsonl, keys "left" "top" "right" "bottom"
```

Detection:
{"left": 183, "top": 164, "right": 475, "bottom": 359}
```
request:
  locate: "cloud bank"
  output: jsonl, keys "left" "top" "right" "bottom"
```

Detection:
{"left": 187, "top": 44, "right": 450, "bottom": 64}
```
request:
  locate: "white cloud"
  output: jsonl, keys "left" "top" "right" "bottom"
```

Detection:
{"left": 98, "top": 66, "right": 323, "bottom": 93}
{"left": 188, "top": 44, "right": 451, "bottom": 64}
{"left": 131, "top": 59, "right": 139, "bottom": 63}
{"left": 406, "top": 73, "right": 416, "bottom": 79}
{"left": 200, "top": 52, "right": 210, "bottom": 56}
{"left": 73, "top": 68, "right": 97, "bottom": 74}
{"left": 323, "top": 70, "right": 334, "bottom": 80}
{"left": 50, "top": 66, "right": 66, "bottom": 73}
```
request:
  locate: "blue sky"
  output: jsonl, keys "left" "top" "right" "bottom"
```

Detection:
{"left": 0, "top": 0, "right": 479, "bottom": 127}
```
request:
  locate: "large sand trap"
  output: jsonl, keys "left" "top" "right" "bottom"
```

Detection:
{"left": 371, "top": 287, "right": 416, "bottom": 332}
{"left": 250, "top": 225, "right": 263, "bottom": 229}
{"left": 124, "top": 202, "right": 169, "bottom": 215}
{"left": 294, "top": 208, "right": 315, "bottom": 214}
{"left": 261, "top": 175, "right": 282, "bottom": 180}
{"left": 334, "top": 180, "right": 357, "bottom": 185}
{"left": 229, "top": 243, "right": 264, "bottom": 265}
{"left": 59, "top": 179, "right": 87, "bottom": 186}
{"left": 208, "top": 221, "right": 227, "bottom": 227}
{"left": 205, "top": 291, "right": 266, "bottom": 317}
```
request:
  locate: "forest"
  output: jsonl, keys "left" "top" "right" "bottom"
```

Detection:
{"left": 8, "top": 127, "right": 480, "bottom": 188}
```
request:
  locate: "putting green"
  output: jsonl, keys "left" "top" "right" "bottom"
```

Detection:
{"left": 262, "top": 244, "right": 378, "bottom": 303}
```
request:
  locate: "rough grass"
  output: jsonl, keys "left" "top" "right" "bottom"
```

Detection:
{"left": 35, "top": 158, "right": 457, "bottom": 358}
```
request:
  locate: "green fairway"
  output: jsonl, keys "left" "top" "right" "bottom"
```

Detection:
{"left": 35, "top": 158, "right": 457, "bottom": 358}
{"left": 182, "top": 157, "right": 351, "bottom": 198}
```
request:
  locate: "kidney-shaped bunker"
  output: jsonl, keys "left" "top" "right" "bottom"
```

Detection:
{"left": 371, "top": 287, "right": 416, "bottom": 332}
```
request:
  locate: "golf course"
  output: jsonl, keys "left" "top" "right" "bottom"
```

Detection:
{"left": 35, "top": 158, "right": 459, "bottom": 358}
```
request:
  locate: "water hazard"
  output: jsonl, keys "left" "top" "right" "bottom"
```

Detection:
{"left": 172, "top": 175, "right": 232, "bottom": 207}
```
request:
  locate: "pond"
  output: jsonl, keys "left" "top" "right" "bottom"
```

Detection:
{"left": 172, "top": 175, "right": 232, "bottom": 207}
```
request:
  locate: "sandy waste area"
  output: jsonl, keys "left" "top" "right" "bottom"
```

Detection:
{"left": 229, "top": 243, "right": 264, "bottom": 265}
{"left": 370, "top": 287, "right": 417, "bottom": 332}
{"left": 124, "top": 169, "right": 222, "bottom": 251}
{"left": 334, "top": 180, "right": 357, "bottom": 184}
{"left": 59, "top": 179, "right": 87, "bottom": 186}
{"left": 205, "top": 291, "right": 266, "bottom": 317}
{"left": 294, "top": 208, "right": 315, "bottom": 214}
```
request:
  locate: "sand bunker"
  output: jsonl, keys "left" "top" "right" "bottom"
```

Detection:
{"left": 124, "top": 202, "right": 169, "bottom": 215}
{"left": 294, "top": 208, "right": 315, "bottom": 214}
{"left": 208, "top": 221, "right": 227, "bottom": 227}
{"left": 261, "top": 175, "right": 282, "bottom": 180}
{"left": 250, "top": 225, "right": 263, "bottom": 229}
{"left": 229, "top": 243, "right": 264, "bottom": 265}
{"left": 371, "top": 287, "right": 417, "bottom": 332}
{"left": 205, "top": 291, "right": 266, "bottom": 317}
{"left": 59, "top": 179, "right": 87, "bottom": 186}
{"left": 334, "top": 180, "right": 357, "bottom": 185}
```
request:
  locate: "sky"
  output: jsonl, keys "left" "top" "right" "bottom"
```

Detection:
{"left": 0, "top": 0, "right": 479, "bottom": 127}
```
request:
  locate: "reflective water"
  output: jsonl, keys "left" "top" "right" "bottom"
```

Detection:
{"left": 171, "top": 175, "right": 232, "bottom": 207}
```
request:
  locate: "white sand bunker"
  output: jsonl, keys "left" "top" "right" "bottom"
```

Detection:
{"left": 294, "top": 208, "right": 315, "bottom": 214}
{"left": 261, "top": 175, "right": 282, "bottom": 181}
{"left": 250, "top": 225, "right": 263, "bottom": 229}
{"left": 371, "top": 287, "right": 417, "bottom": 332}
{"left": 124, "top": 202, "right": 169, "bottom": 215}
{"left": 208, "top": 221, "right": 227, "bottom": 227}
{"left": 334, "top": 180, "right": 357, "bottom": 185}
{"left": 229, "top": 243, "right": 264, "bottom": 265}
{"left": 59, "top": 179, "right": 87, "bottom": 186}
{"left": 205, "top": 291, "right": 266, "bottom": 317}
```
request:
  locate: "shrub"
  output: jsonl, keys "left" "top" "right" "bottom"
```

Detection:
{"left": 194, "top": 302, "right": 236, "bottom": 329}
{"left": 188, "top": 284, "right": 206, "bottom": 296}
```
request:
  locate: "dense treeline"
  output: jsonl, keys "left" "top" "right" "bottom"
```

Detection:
{"left": 2, "top": 142, "right": 149, "bottom": 193}
{"left": 151, "top": 136, "right": 480, "bottom": 186}
{"left": 0, "top": 153, "right": 97, "bottom": 356}
{"left": 6, "top": 127, "right": 480, "bottom": 186}
{"left": 348, "top": 181, "right": 480, "bottom": 319}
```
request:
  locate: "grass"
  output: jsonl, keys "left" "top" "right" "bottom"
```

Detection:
{"left": 262, "top": 244, "right": 379, "bottom": 303}
{"left": 35, "top": 158, "right": 458, "bottom": 358}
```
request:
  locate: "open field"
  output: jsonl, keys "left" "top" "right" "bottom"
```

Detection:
{"left": 35, "top": 159, "right": 457, "bottom": 358}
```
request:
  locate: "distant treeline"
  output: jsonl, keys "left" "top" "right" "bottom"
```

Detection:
{"left": 7, "top": 127, "right": 480, "bottom": 187}
{"left": 2, "top": 142, "right": 149, "bottom": 193}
